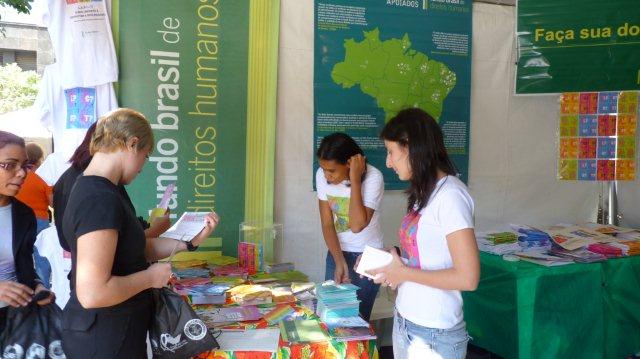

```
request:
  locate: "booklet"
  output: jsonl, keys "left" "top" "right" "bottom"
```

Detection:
{"left": 217, "top": 328, "right": 280, "bottom": 353}
{"left": 355, "top": 246, "right": 392, "bottom": 279}
{"left": 279, "top": 320, "right": 328, "bottom": 343}
{"left": 161, "top": 212, "right": 207, "bottom": 241}
{"left": 328, "top": 326, "right": 376, "bottom": 342}
{"left": 149, "top": 183, "right": 175, "bottom": 221}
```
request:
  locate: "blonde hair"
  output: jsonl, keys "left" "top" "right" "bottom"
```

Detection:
{"left": 90, "top": 108, "right": 154, "bottom": 155}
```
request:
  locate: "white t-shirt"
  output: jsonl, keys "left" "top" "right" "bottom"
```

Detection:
{"left": 316, "top": 164, "right": 384, "bottom": 252}
{"left": 0, "top": 204, "right": 16, "bottom": 308}
{"left": 38, "top": 0, "right": 118, "bottom": 88}
{"left": 35, "top": 226, "right": 71, "bottom": 308}
{"left": 396, "top": 175, "right": 474, "bottom": 329}
{"left": 33, "top": 62, "right": 118, "bottom": 163}
{"left": 35, "top": 152, "right": 71, "bottom": 186}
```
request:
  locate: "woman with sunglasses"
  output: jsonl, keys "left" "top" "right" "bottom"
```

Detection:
{"left": 0, "top": 131, "right": 55, "bottom": 332}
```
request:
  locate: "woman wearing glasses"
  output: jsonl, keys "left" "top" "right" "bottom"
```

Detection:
{"left": 0, "top": 131, "right": 55, "bottom": 332}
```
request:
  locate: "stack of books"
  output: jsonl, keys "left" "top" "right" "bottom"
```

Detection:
{"left": 485, "top": 232, "right": 518, "bottom": 244}
{"left": 315, "top": 282, "right": 360, "bottom": 321}
{"left": 264, "top": 262, "right": 295, "bottom": 273}
{"left": 174, "top": 283, "right": 230, "bottom": 305}
{"left": 328, "top": 327, "right": 376, "bottom": 342}
{"left": 548, "top": 247, "right": 606, "bottom": 263}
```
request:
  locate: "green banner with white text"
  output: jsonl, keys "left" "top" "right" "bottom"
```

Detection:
{"left": 516, "top": 0, "right": 640, "bottom": 94}
{"left": 118, "top": 1, "right": 249, "bottom": 256}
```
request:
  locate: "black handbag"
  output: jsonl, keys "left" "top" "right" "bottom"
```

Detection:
{"left": 149, "top": 288, "right": 219, "bottom": 358}
{"left": 0, "top": 292, "right": 66, "bottom": 359}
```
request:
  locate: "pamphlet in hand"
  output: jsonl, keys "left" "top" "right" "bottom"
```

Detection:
{"left": 161, "top": 212, "right": 207, "bottom": 241}
{"left": 355, "top": 245, "right": 393, "bottom": 280}
{"left": 149, "top": 183, "right": 175, "bottom": 221}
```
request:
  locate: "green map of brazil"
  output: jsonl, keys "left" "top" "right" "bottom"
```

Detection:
{"left": 331, "top": 28, "right": 456, "bottom": 122}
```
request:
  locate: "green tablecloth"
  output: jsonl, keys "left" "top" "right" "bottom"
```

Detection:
{"left": 462, "top": 253, "right": 640, "bottom": 358}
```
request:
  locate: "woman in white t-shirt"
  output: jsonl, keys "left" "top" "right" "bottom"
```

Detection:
{"left": 368, "top": 108, "right": 480, "bottom": 359}
{"left": 316, "top": 133, "right": 384, "bottom": 320}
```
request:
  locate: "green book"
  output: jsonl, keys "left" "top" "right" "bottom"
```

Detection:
{"left": 279, "top": 320, "right": 328, "bottom": 343}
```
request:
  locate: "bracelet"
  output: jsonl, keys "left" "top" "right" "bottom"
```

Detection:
{"left": 186, "top": 240, "right": 199, "bottom": 252}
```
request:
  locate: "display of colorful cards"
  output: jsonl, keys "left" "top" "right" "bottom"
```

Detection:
{"left": 238, "top": 242, "right": 264, "bottom": 274}
{"left": 558, "top": 91, "right": 638, "bottom": 181}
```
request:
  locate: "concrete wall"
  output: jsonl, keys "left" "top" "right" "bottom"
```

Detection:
{"left": 0, "top": 22, "right": 53, "bottom": 74}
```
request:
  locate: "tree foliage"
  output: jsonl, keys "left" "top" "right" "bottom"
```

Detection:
{"left": 0, "top": 0, "right": 32, "bottom": 14}
{"left": 0, "top": 63, "right": 40, "bottom": 114}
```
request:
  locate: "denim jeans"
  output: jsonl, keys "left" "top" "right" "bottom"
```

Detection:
{"left": 325, "top": 251, "right": 380, "bottom": 321}
{"left": 34, "top": 218, "right": 52, "bottom": 288}
{"left": 393, "top": 310, "right": 469, "bottom": 359}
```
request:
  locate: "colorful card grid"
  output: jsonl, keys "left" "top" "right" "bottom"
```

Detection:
{"left": 616, "top": 160, "right": 635, "bottom": 180}
{"left": 578, "top": 160, "right": 597, "bottom": 181}
{"left": 558, "top": 160, "right": 577, "bottom": 180}
{"left": 560, "top": 138, "right": 579, "bottom": 158}
{"left": 578, "top": 138, "right": 597, "bottom": 159}
{"left": 597, "top": 138, "right": 616, "bottom": 159}
{"left": 560, "top": 116, "right": 578, "bottom": 136}
{"left": 617, "top": 115, "right": 637, "bottom": 136}
{"left": 579, "top": 115, "right": 598, "bottom": 136}
{"left": 597, "top": 92, "right": 618, "bottom": 113}
{"left": 558, "top": 91, "right": 638, "bottom": 181}
{"left": 597, "top": 160, "right": 615, "bottom": 181}
{"left": 617, "top": 136, "right": 636, "bottom": 159}
{"left": 597, "top": 115, "right": 616, "bottom": 136}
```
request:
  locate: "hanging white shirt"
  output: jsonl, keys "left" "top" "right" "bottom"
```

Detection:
{"left": 34, "top": 226, "right": 71, "bottom": 308}
{"left": 32, "top": 62, "right": 118, "bottom": 163}
{"left": 37, "top": 0, "right": 118, "bottom": 88}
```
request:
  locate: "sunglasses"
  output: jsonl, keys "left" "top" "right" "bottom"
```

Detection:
{"left": 0, "top": 162, "right": 33, "bottom": 172}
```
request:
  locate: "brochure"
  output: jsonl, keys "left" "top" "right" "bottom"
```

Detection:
{"left": 161, "top": 212, "right": 208, "bottom": 241}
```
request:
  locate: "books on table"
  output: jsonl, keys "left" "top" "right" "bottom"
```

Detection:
{"left": 198, "top": 306, "right": 262, "bottom": 324}
{"left": 174, "top": 283, "right": 230, "bottom": 305}
{"left": 328, "top": 326, "right": 376, "bottom": 342}
{"left": 315, "top": 281, "right": 361, "bottom": 321}
{"left": 217, "top": 328, "right": 281, "bottom": 353}
{"left": 279, "top": 319, "right": 328, "bottom": 343}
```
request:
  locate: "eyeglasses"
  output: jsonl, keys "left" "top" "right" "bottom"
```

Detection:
{"left": 0, "top": 162, "right": 33, "bottom": 173}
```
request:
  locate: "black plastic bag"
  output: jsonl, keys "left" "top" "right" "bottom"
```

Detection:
{"left": 149, "top": 288, "right": 219, "bottom": 358}
{"left": 0, "top": 297, "right": 66, "bottom": 359}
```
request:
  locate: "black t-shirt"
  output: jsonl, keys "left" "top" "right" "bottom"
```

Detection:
{"left": 53, "top": 166, "right": 82, "bottom": 251}
{"left": 62, "top": 175, "right": 149, "bottom": 293}
{"left": 54, "top": 167, "right": 150, "bottom": 251}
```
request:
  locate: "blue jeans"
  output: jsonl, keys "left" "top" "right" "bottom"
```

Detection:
{"left": 393, "top": 310, "right": 469, "bottom": 359}
{"left": 34, "top": 218, "right": 52, "bottom": 289}
{"left": 325, "top": 251, "right": 380, "bottom": 321}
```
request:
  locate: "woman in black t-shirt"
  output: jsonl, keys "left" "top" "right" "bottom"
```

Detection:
{"left": 60, "top": 109, "right": 219, "bottom": 358}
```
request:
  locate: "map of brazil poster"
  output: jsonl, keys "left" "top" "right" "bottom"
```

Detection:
{"left": 314, "top": 0, "right": 472, "bottom": 189}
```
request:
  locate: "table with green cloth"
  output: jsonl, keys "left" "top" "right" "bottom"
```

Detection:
{"left": 462, "top": 252, "right": 640, "bottom": 358}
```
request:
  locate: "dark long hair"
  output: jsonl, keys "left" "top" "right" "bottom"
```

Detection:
{"left": 380, "top": 108, "right": 457, "bottom": 212}
{"left": 68, "top": 122, "right": 97, "bottom": 170}
{"left": 316, "top": 132, "right": 364, "bottom": 164}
